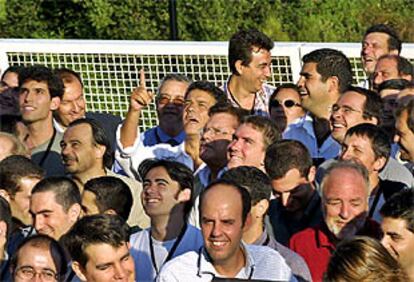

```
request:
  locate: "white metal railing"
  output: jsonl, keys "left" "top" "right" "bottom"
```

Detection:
{"left": 1, "top": 39, "right": 413, "bottom": 130}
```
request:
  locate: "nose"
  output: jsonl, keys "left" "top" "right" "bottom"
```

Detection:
{"left": 114, "top": 263, "right": 127, "bottom": 279}
{"left": 339, "top": 203, "right": 350, "bottom": 219}
{"left": 34, "top": 215, "right": 45, "bottom": 232}
{"left": 202, "top": 128, "right": 214, "bottom": 142}
{"left": 296, "top": 76, "right": 305, "bottom": 89}
{"left": 61, "top": 144, "right": 71, "bottom": 157}
{"left": 211, "top": 222, "right": 222, "bottom": 237}
{"left": 72, "top": 100, "right": 80, "bottom": 112}
{"left": 264, "top": 65, "right": 271, "bottom": 78}
{"left": 280, "top": 193, "right": 291, "bottom": 207}
{"left": 373, "top": 73, "right": 383, "bottom": 87}
{"left": 341, "top": 148, "right": 352, "bottom": 161}
{"left": 228, "top": 138, "right": 241, "bottom": 153}
{"left": 23, "top": 89, "right": 35, "bottom": 102}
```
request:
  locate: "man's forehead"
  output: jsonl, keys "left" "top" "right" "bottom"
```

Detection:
{"left": 364, "top": 32, "right": 390, "bottom": 43}
{"left": 64, "top": 123, "right": 92, "bottom": 138}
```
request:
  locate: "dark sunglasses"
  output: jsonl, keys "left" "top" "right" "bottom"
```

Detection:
{"left": 270, "top": 99, "right": 301, "bottom": 109}
{"left": 157, "top": 96, "right": 185, "bottom": 106}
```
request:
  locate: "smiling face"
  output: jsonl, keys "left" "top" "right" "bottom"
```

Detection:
{"left": 183, "top": 89, "right": 217, "bottom": 136}
{"left": 200, "top": 184, "right": 246, "bottom": 269}
{"left": 30, "top": 191, "right": 79, "bottom": 240}
{"left": 61, "top": 123, "right": 104, "bottom": 175}
{"left": 227, "top": 123, "right": 266, "bottom": 170}
{"left": 381, "top": 217, "right": 414, "bottom": 271}
{"left": 341, "top": 134, "right": 385, "bottom": 176}
{"left": 76, "top": 243, "right": 135, "bottom": 282}
{"left": 361, "top": 32, "right": 392, "bottom": 75}
{"left": 200, "top": 112, "right": 239, "bottom": 168}
{"left": 56, "top": 79, "right": 86, "bottom": 127}
{"left": 297, "top": 62, "right": 331, "bottom": 117}
{"left": 237, "top": 47, "right": 272, "bottom": 93}
{"left": 14, "top": 244, "right": 58, "bottom": 282}
{"left": 322, "top": 167, "right": 369, "bottom": 240}
{"left": 19, "top": 80, "right": 60, "bottom": 125}
{"left": 142, "top": 166, "right": 184, "bottom": 218}
{"left": 330, "top": 91, "right": 373, "bottom": 143}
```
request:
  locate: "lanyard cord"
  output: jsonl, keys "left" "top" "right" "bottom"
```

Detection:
{"left": 149, "top": 224, "right": 187, "bottom": 275}
{"left": 38, "top": 128, "right": 56, "bottom": 167}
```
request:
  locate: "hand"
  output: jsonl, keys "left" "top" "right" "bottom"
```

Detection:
{"left": 130, "top": 69, "right": 154, "bottom": 111}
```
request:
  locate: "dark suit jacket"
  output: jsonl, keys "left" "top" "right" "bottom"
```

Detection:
{"left": 86, "top": 111, "right": 122, "bottom": 152}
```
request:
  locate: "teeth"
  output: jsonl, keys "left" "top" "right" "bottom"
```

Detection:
{"left": 212, "top": 242, "right": 225, "bottom": 246}
{"left": 147, "top": 199, "right": 159, "bottom": 203}
{"left": 333, "top": 124, "right": 345, "bottom": 128}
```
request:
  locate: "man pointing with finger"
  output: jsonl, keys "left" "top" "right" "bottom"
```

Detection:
{"left": 120, "top": 71, "right": 191, "bottom": 149}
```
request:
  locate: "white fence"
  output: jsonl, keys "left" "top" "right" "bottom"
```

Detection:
{"left": 1, "top": 39, "right": 413, "bottom": 130}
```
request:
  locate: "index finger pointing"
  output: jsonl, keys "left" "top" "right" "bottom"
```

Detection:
{"left": 139, "top": 69, "right": 146, "bottom": 88}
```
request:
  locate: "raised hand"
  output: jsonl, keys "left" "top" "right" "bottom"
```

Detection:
{"left": 130, "top": 69, "right": 154, "bottom": 111}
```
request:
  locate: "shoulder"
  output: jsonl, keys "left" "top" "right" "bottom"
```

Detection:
{"left": 289, "top": 226, "right": 319, "bottom": 248}
{"left": 159, "top": 250, "right": 199, "bottom": 276}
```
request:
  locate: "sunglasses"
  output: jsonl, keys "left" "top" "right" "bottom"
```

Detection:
{"left": 157, "top": 95, "right": 185, "bottom": 106}
{"left": 270, "top": 99, "right": 301, "bottom": 109}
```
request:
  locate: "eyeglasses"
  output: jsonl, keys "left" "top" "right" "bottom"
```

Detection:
{"left": 15, "top": 266, "right": 58, "bottom": 281}
{"left": 157, "top": 95, "right": 185, "bottom": 106}
{"left": 331, "top": 104, "right": 363, "bottom": 115}
{"left": 270, "top": 99, "right": 301, "bottom": 109}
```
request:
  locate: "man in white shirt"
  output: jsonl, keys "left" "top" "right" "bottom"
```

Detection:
{"left": 129, "top": 159, "right": 203, "bottom": 281}
{"left": 158, "top": 179, "right": 294, "bottom": 281}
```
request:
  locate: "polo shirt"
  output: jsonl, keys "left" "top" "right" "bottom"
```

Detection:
{"left": 289, "top": 220, "right": 381, "bottom": 282}
{"left": 157, "top": 243, "right": 295, "bottom": 281}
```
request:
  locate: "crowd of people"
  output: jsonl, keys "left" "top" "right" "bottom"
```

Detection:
{"left": 0, "top": 24, "right": 414, "bottom": 282}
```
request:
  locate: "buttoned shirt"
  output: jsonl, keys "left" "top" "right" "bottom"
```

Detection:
{"left": 140, "top": 126, "right": 186, "bottom": 147}
{"left": 157, "top": 243, "right": 295, "bottom": 281}
{"left": 222, "top": 76, "right": 274, "bottom": 117}
{"left": 253, "top": 229, "right": 312, "bottom": 282}
{"left": 115, "top": 124, "right": 194, "bottom": 179}
{"left": 283, "top": 113, "right": 341, "bottom": 160}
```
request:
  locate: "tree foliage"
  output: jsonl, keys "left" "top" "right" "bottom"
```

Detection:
{"left": 0, "top": 0, "right": 412, "bottom": 42}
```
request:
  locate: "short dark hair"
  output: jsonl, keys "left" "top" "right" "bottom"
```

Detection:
{"left": 378, "top": 55, "right": 414, "bottom": 78}
{"left": 208, "top": 103, "right": 246, "bottom": 124}
{"left": 345, "top": 123, "right": 391, "bottom": 160}
{"left": 68, "top": 118, "right": 113, "bottom": 168}
{"left": 396, "top": 99, "right": 414, "bottom": 133}
{"left": 265, "top": 140, "right": 313, "bottom": 180}
{"left": 269, "top": 83, "right": 300, "bottom": 112}
{"left": 228, "top": 29, "right": 274, "bottom": 75}
{"left": 19, "top": 65, "right": 64, "bottom": 99}
{"left": 62, "top": 214, "right": 129, "bottom": 268}
{"left": 241, "top": 115, "right": 280, "bottom": 149}
{"left": 1, "top": 65, "right": 24, "bottom": 85}
{"left": 31, "top": 177, "right": 81, "bottom": 212}
{"left": 378, "top": 79, "right": 412, "bottom": 93}
{"left": 381, "top": 189, "right": 414, "bottom": 232}
{"left": 54, "top": 68, "right": 84, "bottom": 88}
{"left": 157, "top": 73, "right": 191, "bottom": 96}
{"left": 84, "top": 176, "right": 133, "bottom": 221}
{"left": 138, "top": 159, "right": 194, "bottom": 215}
{"left": 364, "top": 24, "right": 402, "bottom": 54}
{"left": 185, "top": 80, "right": 227, "bottom": 105}
{"left": 221, "top": 166, "right": 272, "bottom": 205}
{"left": 0, "top": 155, "right": 44, "bottom": 196}
{"left": 345, "top": 86, "right": 382, "bottom": 123}
{"left": 10, "top": 234, "right": 68, "bottom": 281}
{"left": 302, "top": 48, "right": 353, "bottom": 93}
{"left": 200, "top": 179, "right": 251, "bottom": 225}
{"left": 0, "top": 196, "right": 11, "bottom": 239}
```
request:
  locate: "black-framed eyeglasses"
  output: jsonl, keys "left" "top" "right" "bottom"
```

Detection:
{"left": 270, "top": 99, "right": 301, "bottom": 109}
{"left": 15, "top": 266, "right": 58, "bottom": 281}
